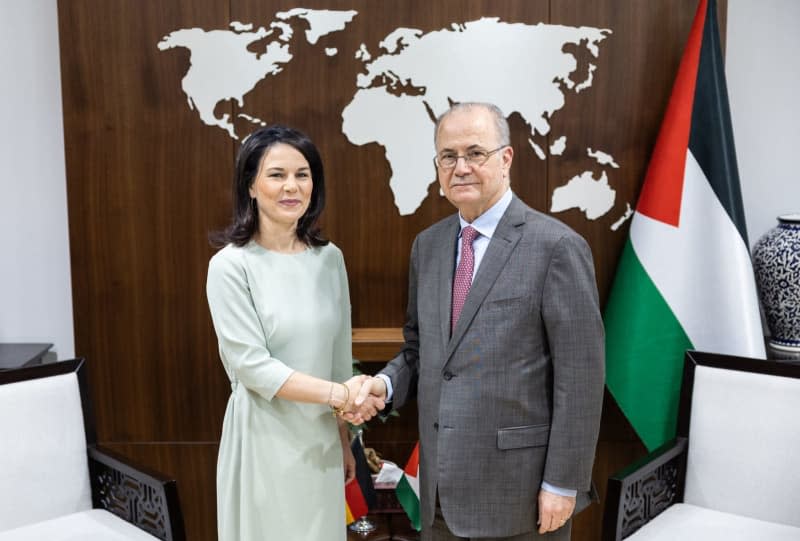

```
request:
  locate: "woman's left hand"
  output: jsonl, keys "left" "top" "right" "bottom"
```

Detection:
{"left": 342, "top": 437, "right": 356, "bottom": 484}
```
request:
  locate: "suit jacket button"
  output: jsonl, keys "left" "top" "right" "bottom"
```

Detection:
{"left": 443, "top": 371, "right": 453, "bottom": 381}
{"left": 434, "top": 422, "right": 439, "bottom": 430}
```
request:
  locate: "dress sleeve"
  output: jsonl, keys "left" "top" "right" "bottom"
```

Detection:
{"left": 331, "top": 248, "right": 353, "bottom": 384}
{"left": 206, "top": 249, "right": 294, "bottom": 401}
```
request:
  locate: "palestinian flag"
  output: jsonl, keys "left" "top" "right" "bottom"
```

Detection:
{"left": 604, "top": 0, "right": 765, "bottom": 452}
{"left": 395, "top": 442, "right": 421, "bottom": 531}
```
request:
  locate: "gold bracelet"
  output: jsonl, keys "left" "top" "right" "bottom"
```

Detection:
{"left": 330, "top": 383, "right": 349, "bottom": 417}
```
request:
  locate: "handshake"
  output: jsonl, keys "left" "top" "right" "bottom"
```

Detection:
{"left": 331, "top": 375, "right": 388, "bottom": 425}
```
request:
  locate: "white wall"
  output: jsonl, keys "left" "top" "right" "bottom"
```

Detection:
{"left": 0, "top": 0, "right": 74, "bottom": 358}
{"left": 0, "top": 1, "right": 793, "bottom": 361}
{"left": 727, "top": 0, "right": 800, "bottom": 246}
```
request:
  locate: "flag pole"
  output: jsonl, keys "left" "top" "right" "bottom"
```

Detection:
{"left": 348, "top": 429, "right": 376, "bottom": 533}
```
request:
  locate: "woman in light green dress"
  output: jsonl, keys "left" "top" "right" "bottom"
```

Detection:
{"left": 206, "top": 126, "right": 382, "bottom": 541}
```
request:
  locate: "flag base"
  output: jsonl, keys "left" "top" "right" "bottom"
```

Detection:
{"left": 349, "top": 516, "right": 376, "bottom": 534}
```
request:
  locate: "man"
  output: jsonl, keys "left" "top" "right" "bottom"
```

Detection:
{"left": 354, "top": 102, "right": 604, "bottom": 540}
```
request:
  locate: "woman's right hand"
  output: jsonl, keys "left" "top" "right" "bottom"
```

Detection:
{"left": 342, "top": 375, "right": 368, "bottom": 411}
{"left": 341, "top": 376, "right": 385, "bottom": 424}
{"left": 329, "top": 375, "right": 364, "bottom": 414}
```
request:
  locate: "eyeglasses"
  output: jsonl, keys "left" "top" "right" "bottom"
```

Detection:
{"left": 433, "top": 146, "right": 507, "bottom": 169}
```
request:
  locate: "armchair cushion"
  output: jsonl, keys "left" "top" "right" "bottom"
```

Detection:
{"left": 626, "top": 504, "right": 800, "bottom": 541}
{"left": 0, "top": 371, "right": 92, "bottom": 530}
{"left": 0, "top": 510, "right": 158, "bottom": 541}
{"left": 684, "top": 364, "right": 800, "bottom": 526}
{"left": 603, "top": 351, "right": 800, "bottom": 541}
{"left": 0, "top": 359, "right": 184, "bottom": 541}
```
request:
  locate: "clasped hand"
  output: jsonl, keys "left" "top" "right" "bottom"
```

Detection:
{"left": 339, "top": 375, "right": 387, "bottom": 424}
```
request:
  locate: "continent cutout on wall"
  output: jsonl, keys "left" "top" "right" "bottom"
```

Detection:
{"left": 157, "top": 8, "right": 358, "bottom": 139}
{"left": 159, "top": 13, "right": 630, "bottom": 225}
{"left": 551, "top": 171, "right": 616, "bottom": 220}
{"left": 343, "top": 17, "right": 611, "bottom": 214}
{"left": 550, "top": 136, "right": 567, "bottom": 156}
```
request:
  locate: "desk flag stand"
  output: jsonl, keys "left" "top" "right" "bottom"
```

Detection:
{"left": 348, "top": 430, "right": 377, "bottom": 533}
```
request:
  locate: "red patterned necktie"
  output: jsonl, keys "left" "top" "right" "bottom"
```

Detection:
{"left": 451, "top": 225, "right": 479, "bottom": 333}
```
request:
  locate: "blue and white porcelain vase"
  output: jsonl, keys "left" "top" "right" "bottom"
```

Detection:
{"left": 752, "top": 214, "right": 800, "bottom": 359}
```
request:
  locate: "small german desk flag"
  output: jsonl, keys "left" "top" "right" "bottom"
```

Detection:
{"left": 345, "top": 436, "right": 377, "bottom": 524}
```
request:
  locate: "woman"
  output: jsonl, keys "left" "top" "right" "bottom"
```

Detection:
{"left": 206, "top": 125, "right": 378, "bottom": 541}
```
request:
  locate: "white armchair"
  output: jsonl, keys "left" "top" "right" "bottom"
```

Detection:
{"left": 603, "top": 350, "right": 800, "bottom": 541}
{"left": 0, "top": 358, "right": 184, "bottom": 540}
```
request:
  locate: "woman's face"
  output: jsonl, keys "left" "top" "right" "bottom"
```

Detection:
{"left": 249, "top": 143, "right": 313, "bottom": 230}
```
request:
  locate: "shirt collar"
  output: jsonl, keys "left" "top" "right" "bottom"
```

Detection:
{"left": 458, "top": 188, "right": 513, "bottom": 240}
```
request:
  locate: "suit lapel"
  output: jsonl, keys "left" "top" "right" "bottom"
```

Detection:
{"left": 445, "top": 197, "right": 526, "bottom": 363}
{"left": 437, "top": 216, "right": 460, "bottom": 355}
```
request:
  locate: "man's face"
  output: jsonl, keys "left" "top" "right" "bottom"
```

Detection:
{"left": 435, "top": 107, "right": 513, "bottom": 222}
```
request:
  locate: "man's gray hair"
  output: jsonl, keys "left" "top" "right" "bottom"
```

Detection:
{"left": 434, "top": 102, "right": 511, "bottom": 147}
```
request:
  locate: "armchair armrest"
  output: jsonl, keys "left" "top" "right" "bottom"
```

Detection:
{"left": 602, "top": 438, "right": 688, "bottom": 541}
{"left": 88, "top": 445, "right": 186, "bottom": 541}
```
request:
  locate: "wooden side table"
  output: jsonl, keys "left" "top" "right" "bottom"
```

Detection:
{"left": 0, "top": 343, "right": 54, "bottom": 370}
{"left": 352, "top": 328, "right": 404, "bottom": 362}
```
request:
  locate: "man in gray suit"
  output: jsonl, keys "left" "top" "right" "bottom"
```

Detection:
{"left": 353, "top": 102, "right": 604, "bottom": 540}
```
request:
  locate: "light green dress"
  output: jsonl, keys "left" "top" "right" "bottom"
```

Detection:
{"left": 206, "top": 240, "right": 352, "bottom": 541}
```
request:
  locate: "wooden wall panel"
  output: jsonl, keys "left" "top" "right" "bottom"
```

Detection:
{"left": 57, "top": 2, "right": 723, "bottom": 541}
{"left": 548, "top": 0, "right": 699, "bottom": 305}
{"left": 59, "top": 0, "right": 232, "bottom": 445}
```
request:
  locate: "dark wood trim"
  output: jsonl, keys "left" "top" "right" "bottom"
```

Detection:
{"left": 685, "top": 349, "right": 800, "bottom": 379}
{"left": 90, "top": 445, "right": 186, "bottom": 541}
{"left": 676, "top": 352, "right": 697, "bottom": 440}
{"left": 717, "top": 0, "right": 728, "bottom": 57}
{"left": 0, "top": 356, "right": 82, "bottom": 384}
{"left": 76, "top": 357, "right": 98, "bottom": 446}
{"left": 602, "top": 439, "right": 688, "bottom": 541}
{"left": 353, "top": 327, "right": 404, "bottom": 362}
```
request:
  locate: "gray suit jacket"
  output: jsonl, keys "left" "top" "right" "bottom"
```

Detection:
{"left": 382, "top": 196, "right": 604, "bottom": 538}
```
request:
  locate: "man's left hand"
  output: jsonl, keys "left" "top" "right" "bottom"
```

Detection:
{"left": 537, "top": 489, "right": 576, "bottom": 534}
